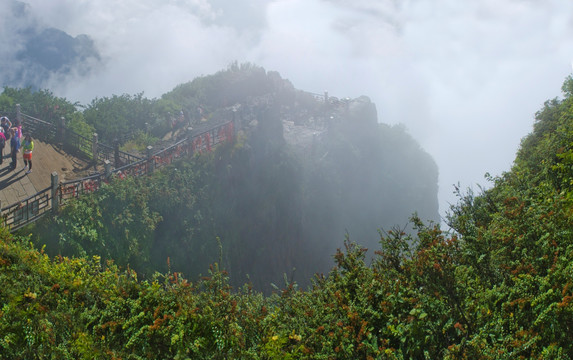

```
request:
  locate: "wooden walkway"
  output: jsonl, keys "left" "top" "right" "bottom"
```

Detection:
{"left": 0, "top": 160, "right": 36, "bottom": 207}
{"left": 1, "top": 118, "right": 234, "bottom": 230}
{"left": 0, "top": 140, "right": 89, "bottom": 209}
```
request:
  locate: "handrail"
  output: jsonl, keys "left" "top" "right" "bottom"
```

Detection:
{"left": 1, "top": 118, "right": 236, "bottom": 231}
{"left": 2, "top": 88, "right": 333, "bottom": 231}
{"left": 97, "top": 141, "right": 144, "bottom": 165}
{"left": 1, "top": 187, "right": 52, "bottom": 231}
{"left": 21, "top": 112, "right": 52, "bottom": 125}
{"left": 21, "top": 112, "right": 144, "bottom": 164}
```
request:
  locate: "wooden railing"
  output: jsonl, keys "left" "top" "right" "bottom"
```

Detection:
{"left": 1, "top": 188, "right": 52, "bottom": 230}
{"left": 20, "top": 113, "right": 58, "bottom": 143}
{"left": 96, "top": 141, "right": 144, "bottom": 167}
{"left": 1, "top": 90, "right": 327, "bottom": 231}
{"left": 21, "top": 113, "right": 144, "bottom": 165}
{"left": 1, "top": 119, "right": 235, "bottom": 231}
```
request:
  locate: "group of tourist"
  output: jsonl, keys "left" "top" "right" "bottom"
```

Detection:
{"left": 0, "top": 116, "right": 34, "bottom": 174}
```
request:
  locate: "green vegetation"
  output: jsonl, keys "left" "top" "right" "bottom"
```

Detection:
{"left": 0, "top": 87, "right": 80, "bottom": 125}
{"left": 2, "top": 68, "right": 571, "bottom": 358}
{"left": 6, "top": 64, "right": 439, "bottom": 291}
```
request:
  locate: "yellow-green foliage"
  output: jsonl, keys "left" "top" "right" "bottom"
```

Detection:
{"left": 2, "top": 76, "right": 573, "bottom": 358}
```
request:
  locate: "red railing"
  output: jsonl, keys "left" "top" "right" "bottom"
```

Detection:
{"left": 1, "top": 120, "right": 235, "bottom": 231}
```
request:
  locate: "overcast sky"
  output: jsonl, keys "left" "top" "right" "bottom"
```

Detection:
{"left": 8, "top": 0, "right": 573, "bottom": 222}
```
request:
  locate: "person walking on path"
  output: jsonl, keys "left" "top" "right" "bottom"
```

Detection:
{"left": 10, "top": 128, "right": 20, "bottom": 170}
{"left": 22, "top": 134, "right": 34, "bottom": 174}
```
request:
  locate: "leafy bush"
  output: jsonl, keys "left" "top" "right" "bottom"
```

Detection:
{"left": 121, "top": 130, "right": 160, "bottom": 153}
{"left": 3, "top": 72, "right": 573, "bottom": 358}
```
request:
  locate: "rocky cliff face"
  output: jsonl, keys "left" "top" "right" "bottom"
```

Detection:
{"left": 232, "top": 78, "right": 439, "bottom": 258}
{"left": 281, "top": 94, "right": 379, "bottom": 149}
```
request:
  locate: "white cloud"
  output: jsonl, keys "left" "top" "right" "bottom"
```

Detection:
{"left": 21, "top": 0, "right": 245, "bottom": 101}
{"left": 7, "top": 0, "right": 573, "bottom": 221}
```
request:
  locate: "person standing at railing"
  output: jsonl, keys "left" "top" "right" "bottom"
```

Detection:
{"left": 10, "top": 128, "right": 20, "bottom": 171}
{"left": 22, "top": 134, "right": 34, "bottom": 174}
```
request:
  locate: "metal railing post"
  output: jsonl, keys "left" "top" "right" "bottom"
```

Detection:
{"left": 51, "top": 172, "right": 59, "bottom": 213}
{"left": 147, "top": 146, "right": 154, "bottom": 173}
{"left": 114, "top": 139, "right": 120, "bottom": 167}
{"left": 104, "top": 160, "right": 112, "bottom": 180}
{"left": 92, "top": 133, "right": 99, "bottom": 164}
{"left": 59, "top": 117, "right": 66, "bottom": 144}
{"left": 16, "top": 104, "right": 22, "bottom": 128}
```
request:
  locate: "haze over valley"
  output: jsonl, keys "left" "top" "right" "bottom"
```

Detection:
{"left": 2, "top": 0, "right": 573, "bottom": 217}
{"left": 2, "top": 2, "right": 573, "bottom": 357}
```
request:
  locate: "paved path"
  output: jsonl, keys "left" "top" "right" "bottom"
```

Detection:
{"left": 0, "top": 162, "right": 35, "bottom": 207}
{"left": 0, "top": 139, "right": 89, "bottom": 209}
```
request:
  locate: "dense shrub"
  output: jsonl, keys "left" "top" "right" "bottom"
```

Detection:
{"left": 2, "top": 73, "right": 572, "bottom": 358}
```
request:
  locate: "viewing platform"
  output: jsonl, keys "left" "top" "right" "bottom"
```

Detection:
{"left": 0, "top": 140, "right": 89, "bottom": 209}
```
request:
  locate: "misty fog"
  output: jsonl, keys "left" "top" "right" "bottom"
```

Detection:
{"left": 2, "top": 0, "right": 572, "bottom": 218}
